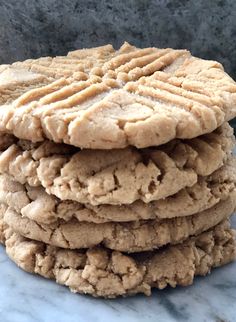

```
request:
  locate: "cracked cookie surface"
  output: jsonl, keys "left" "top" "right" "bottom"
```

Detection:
{"left": 0, "top": 123, "right": 234, "bottom": 205}
{"left": 0, "top": 158, "right": 235, "bottom": 224}
{"left": 0, "top": 217, "right": 235, "bottom": 298}
{"left": 0, "top": 43, "right": 236, "bottom": 149}
{"left": 3, "top": 191, "right": 236, "bottom": 252}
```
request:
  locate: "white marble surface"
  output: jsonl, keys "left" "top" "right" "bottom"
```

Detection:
{"left": 0, "top": 216, "right": 235, "bottom": 322}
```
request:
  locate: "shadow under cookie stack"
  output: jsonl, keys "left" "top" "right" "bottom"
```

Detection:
{"left": 0, "top": 42, "right": 235, "bottom": 298}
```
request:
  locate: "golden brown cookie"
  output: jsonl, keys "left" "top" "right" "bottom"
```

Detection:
{"left": 3, "top": 191, "right": 236, "bottom": 252}
{"left": 0, "top": 123, "right": 234, "bottom": 205}
{"left": 0, "top": 43, "right": 236, "bottom": 149}
{"left": 0, "top": 158, "right": 235, "bottom": 224}
{"left": 0, "top": 204, "right": 7, "bottom": 244}
{"left": 1, "top": 219, "right": 235, "bottom": 298}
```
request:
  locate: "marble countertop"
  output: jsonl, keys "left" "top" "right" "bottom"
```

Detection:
{"left": 0, "top": 216, "right": 235, "bottom": 322}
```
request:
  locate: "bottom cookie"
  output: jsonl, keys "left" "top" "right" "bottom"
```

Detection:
{"left": 0, "top": 216, "right": 235, "bottom": 298}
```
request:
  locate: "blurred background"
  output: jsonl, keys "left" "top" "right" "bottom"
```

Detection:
{"left": 0, "top": 0, "right": 235, "bottom": 129}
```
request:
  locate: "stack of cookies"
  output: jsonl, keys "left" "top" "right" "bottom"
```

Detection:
{"left": 0, "top": 42, "right": 235, "bottom": 298}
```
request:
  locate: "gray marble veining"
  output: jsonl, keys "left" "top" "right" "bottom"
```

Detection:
{"left": 0, "top": 216, "right": 235, "bottom": 322}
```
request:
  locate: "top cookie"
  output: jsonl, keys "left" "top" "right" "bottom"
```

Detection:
{"left": 0, "top": 42, "right": 236, "bottom": 149}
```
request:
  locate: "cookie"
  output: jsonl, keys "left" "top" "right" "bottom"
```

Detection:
{"left": 0, "top": 123, "right": 233, "bottom": 205}
{"left": 0, "top": 43, "right": 236, "bottom": 149}
{"left": 0, "top": 204, "right": 7, "bottom": 244}
{"left": 3, "top": 191, "right": 236, "bottom": 252}
{"left": 0, "top": 158, "right": 235, "bottom": 224}
{"left": 1, "top": 219, "right": 235, "bottom": 298}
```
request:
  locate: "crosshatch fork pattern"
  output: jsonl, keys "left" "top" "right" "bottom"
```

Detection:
{"left": 0, "top": 42, "right": 236, "bottom": 149}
